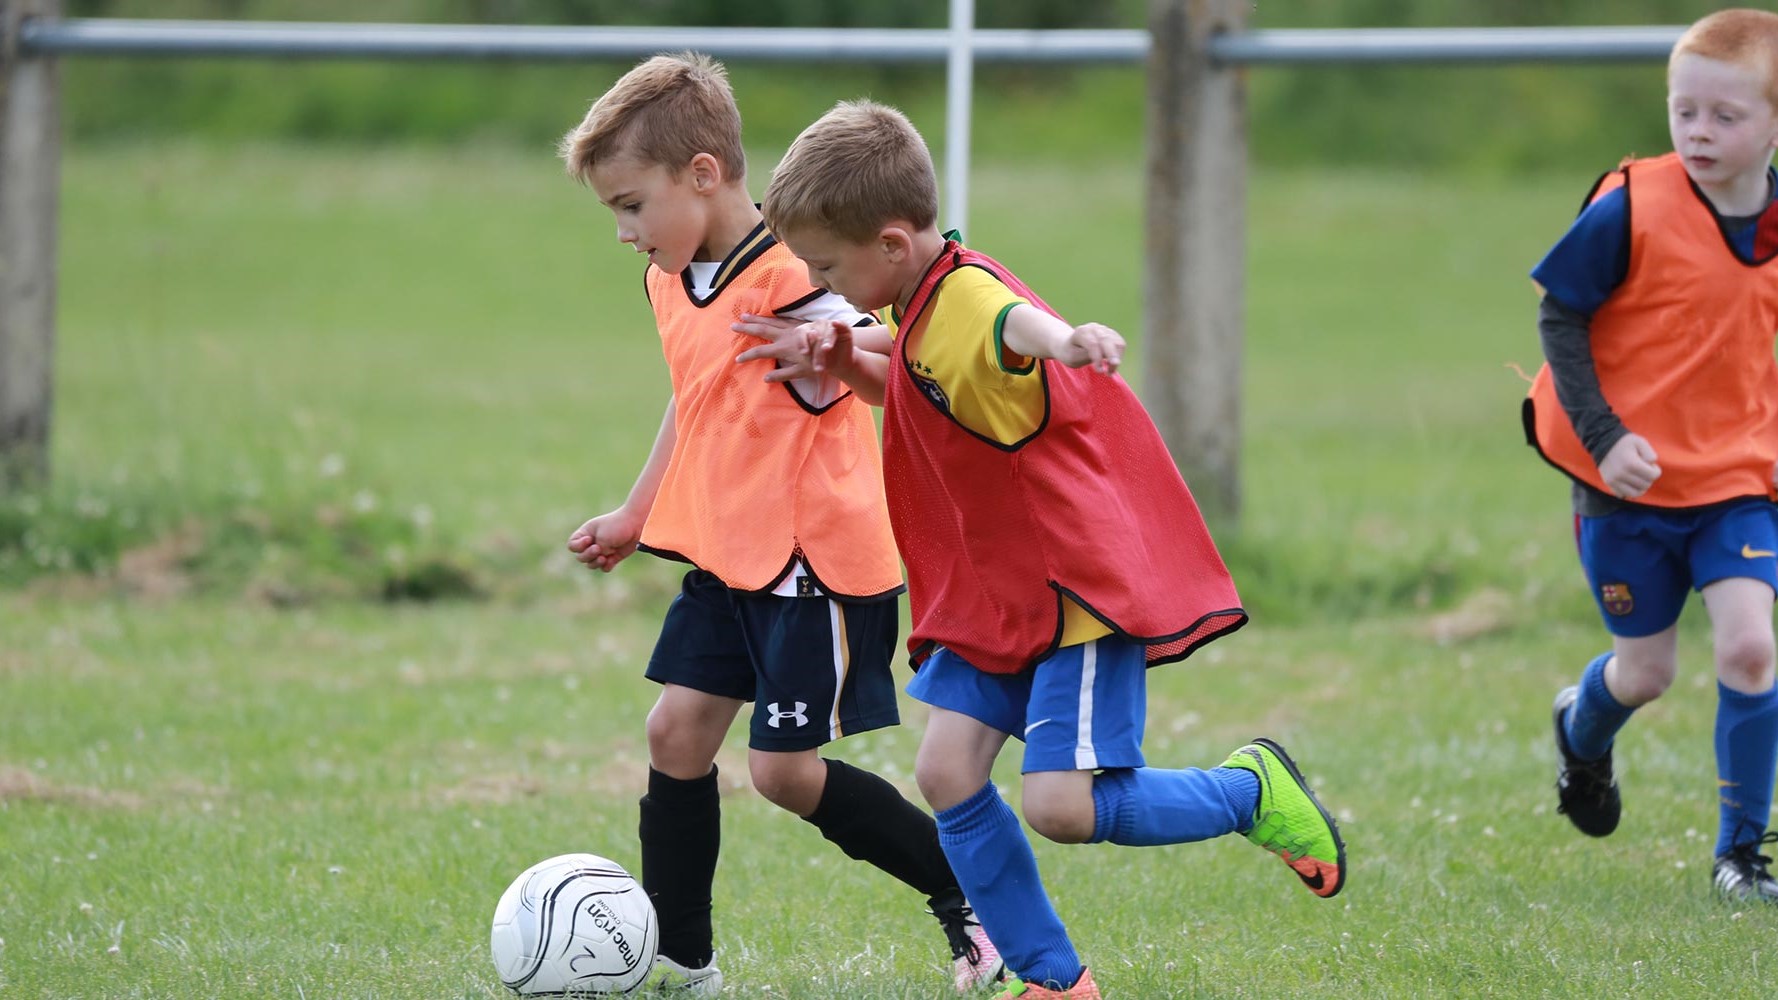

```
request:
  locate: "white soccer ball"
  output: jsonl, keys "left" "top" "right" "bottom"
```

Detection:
{"left": 489, "top": 853, "right": 659, "bottom": 996}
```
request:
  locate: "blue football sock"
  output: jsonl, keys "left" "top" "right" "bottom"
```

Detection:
{"left": 1714, "top": 681, "right": 1778, "bottom": 856}
{"left": 934, "top": 782, "right": 1081, "bottom": 991}
{"left": 1087, "top": 766, "right": 1257, "bottom": 844}
{"left": 1565, "top": 651, "right": 1634, "bottom": 761}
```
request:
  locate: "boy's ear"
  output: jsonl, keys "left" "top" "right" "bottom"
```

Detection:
{"left": 878, "top": 225, "right": 914, "bottom": 261}
{"left": 688, "top": 152, "right": 723, "bottom": 192}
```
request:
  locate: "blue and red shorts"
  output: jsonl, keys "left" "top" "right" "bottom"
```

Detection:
{"left": 1577, "top": 498, "right": 1778, "bottom": 637}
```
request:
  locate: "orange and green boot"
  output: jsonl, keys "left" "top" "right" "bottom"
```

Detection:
{"left": 992, "top": 967, "right": 1101, "bottom": 999}
{"left": 1221, "top": 738, "right": 1347, "bottom": 898}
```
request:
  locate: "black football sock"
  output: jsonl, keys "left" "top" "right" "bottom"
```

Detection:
{"left": 802, "top": 757, "right": 960, "bottom": 903}
{"left": 638, "top": 765, "right": 720, "bottom": 968}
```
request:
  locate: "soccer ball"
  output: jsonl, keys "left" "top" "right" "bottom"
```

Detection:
{"left": 489, "top": 853, "right": 659, "bottom": 996}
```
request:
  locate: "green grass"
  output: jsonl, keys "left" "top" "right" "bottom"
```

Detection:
{"left": 1, "top": 144, "right": 1764, "bottom": 997}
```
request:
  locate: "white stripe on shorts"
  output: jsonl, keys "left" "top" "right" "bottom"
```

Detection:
{"left": 1075, "top": 639, "right": 1099, "bottom": 769}
{"left": 827, "top": 599, "right": 848, "bottom": 739}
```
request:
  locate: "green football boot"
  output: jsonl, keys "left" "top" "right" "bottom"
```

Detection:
{"left": 1221, "top": 738, "right": 1347, "bottom": 898}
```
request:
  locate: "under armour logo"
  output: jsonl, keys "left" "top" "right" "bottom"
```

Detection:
{"left": 766, "top": 702, "right": 809, "bottom": 728}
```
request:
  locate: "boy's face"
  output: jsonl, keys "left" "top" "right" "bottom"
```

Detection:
{"left": 776, "top": 225, "right": 901, "bottom": 312}
{"left": 588, "top": 155, "right": 708, "bottom": 275}
{"left": 1668, "top": 53, "right": 1778, "bottom": 192}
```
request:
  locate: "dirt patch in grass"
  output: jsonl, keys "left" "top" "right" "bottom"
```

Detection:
{"left": 425, "top": 747, "right": 752, "bottom": 808}
{"left": 115, "top": 522, "right": 203, "bottom": 601}
{"left": 0, "top": 766, "right": 145, "bottom": 810}
{"left": 1417, "top": 586, "right": 1516, "bottom": 644}
{"left": 433, "top": 772, "right": 551, "bottom": 806}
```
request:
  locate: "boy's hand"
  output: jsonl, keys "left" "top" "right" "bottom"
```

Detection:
{"left": 567, "top": 509, "right": 644, "bottom": 573}
{"left": 1061, "top": 323, "right": 1124, "bottom": 374}
{"left": 807, "top": 320, "right": 856, "bottom": 376}
{"left": 734, "top": 313, "right": 822, "bottom": 383}
{"left": 1599, "top": 433, "right": 1661, "bottom": 499}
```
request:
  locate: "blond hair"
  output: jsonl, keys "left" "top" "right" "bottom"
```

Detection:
{"left": 559, "top": 52, "right": 746, "bottom": 185}
{"left": 1671, "top": 8, "right": 1778, "bottom": 109}
{"left": 763, "top": 100, "right": 939, "bottom": 244}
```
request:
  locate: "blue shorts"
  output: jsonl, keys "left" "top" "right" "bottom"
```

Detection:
{"left": 645, "top": 570, "right": 901, "bottom": 751}
{"left": 1577, "top": 498, "right": 1778, "bottom": 637}
{"left": 905, "top": 636, "right": 1148, "bottom": 774}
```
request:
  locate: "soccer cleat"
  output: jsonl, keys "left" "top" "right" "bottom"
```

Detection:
{"left": 931, "top": 895, "right": 1005, "bottom": 991}
{"left": 1221, "top": 737, "right": 1347, "bottom": 898}
{"left": 645, "top": 954, "right": 724, "bottom": 995}
{"left": 1714, "top": 831, "right": 1778, "bottom": 904}
{"left": 1552, "top": 686, "right": 1621, "bottom": 837}
{"left": 992, "top": 967, "right": 1101, "bottom": 999}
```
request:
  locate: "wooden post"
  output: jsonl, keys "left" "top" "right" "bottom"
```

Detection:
{"left": 0, "top": 0, "right": 59, "bottom": 490}
{"left": 1144, "top": 0, "right": 1246, "bottom": 529}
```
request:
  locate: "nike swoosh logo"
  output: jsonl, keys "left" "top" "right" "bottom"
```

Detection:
{"left": 1744, "top": 545, "right": 1776, "bottom": 559}
{"left": 1024, "top": 719, "right": 1053, "bottom": 737}
{"left": 1300, "top": 869, "right": 1327, "bottom": 892}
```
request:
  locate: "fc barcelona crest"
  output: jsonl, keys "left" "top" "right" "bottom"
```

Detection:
{"left": 1601, "top": 582, "right": 1634, "bottom": 616}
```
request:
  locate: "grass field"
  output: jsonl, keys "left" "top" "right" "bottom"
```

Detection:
{"left": 1, "top": 144, "right": 1767, "bottom": 998}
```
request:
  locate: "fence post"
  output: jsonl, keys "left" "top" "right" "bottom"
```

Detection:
{"left": 0, "top": 0, "right": 59, "bottom": 491}
{"left": 1144, "top": 0, "right": 1246, "bottom": 528}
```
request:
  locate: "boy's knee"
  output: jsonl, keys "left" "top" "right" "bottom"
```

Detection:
{"left": 748, "top": 770, "right": 803, "bottom": 811}
{"left": 913, "top": 757, "right": 961, "bottom": 810}
{"left": 747, "top": 753, "right": 825, "bottom": 813}
{"left": 1022, "top": 797, "right": 1095, "bottom": 844}
{"left": 1610, "top": 656, "right": 1677, "bottom": 704}
{"left": 914, "top": 747, "right": 990, "bottom": 812}
{"left": 1717, "top": 632, "right": 1777, "bottom": 689}
{"left": 1614, "top": 673, "right": 1675, "bottom": 706}
{"left": 644, "top": 704, "right": 719, "bottom": 779}
{"left": 643, "top": 706, "right": 684, "bottom": 758}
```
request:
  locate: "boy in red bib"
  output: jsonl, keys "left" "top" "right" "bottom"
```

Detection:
{"left": 1524, "top": 9, "right": 1778, "bottom": 902}
{"left": 558, "top": 55, "right": 1000, "bottom": 993}
{"left": 748, "top": 100, "right": 1348, "bottom": 999}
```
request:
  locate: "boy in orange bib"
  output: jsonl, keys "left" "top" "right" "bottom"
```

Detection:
{"left": 1525, "top": 9, "right": 1778, "bottom": 903}
{"left": 558, "top": 54, "right": 1000, "bottom": 993}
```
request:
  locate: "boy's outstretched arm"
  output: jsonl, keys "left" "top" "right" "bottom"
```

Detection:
{"left": 1000, "top": 304, "right": 1124, "bottom": 374}
{"left": 733, "top": 315, "right": 891, "bottom": 405}
{"left": 567, "top": 397, "right": 676, "bottom": 572}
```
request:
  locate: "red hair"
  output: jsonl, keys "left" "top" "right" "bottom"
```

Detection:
{"left": 1671, "top": 8, "right": 1778, "bottom": 108}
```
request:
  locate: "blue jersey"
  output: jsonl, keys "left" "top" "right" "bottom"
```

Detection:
{"left": 1532, "top": 167, "right": 1778, "bottom": 316}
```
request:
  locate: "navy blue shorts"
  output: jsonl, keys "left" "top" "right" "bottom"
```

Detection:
{"left": 1577, "top": 498, "right": 1778, "bottom": 637}
{"left": 645, "top": 570, "right": 901, "bottom": 751}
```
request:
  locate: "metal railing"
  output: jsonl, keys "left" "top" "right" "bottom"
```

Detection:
{"left": 8, "top": 18, "right": 1149, "bottom": 62}
{"left": 7, "top": 18, "right": 1683, "bottom": 65}
{"left": 0, "top": 7, "right": 1694, "bottom": 510}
